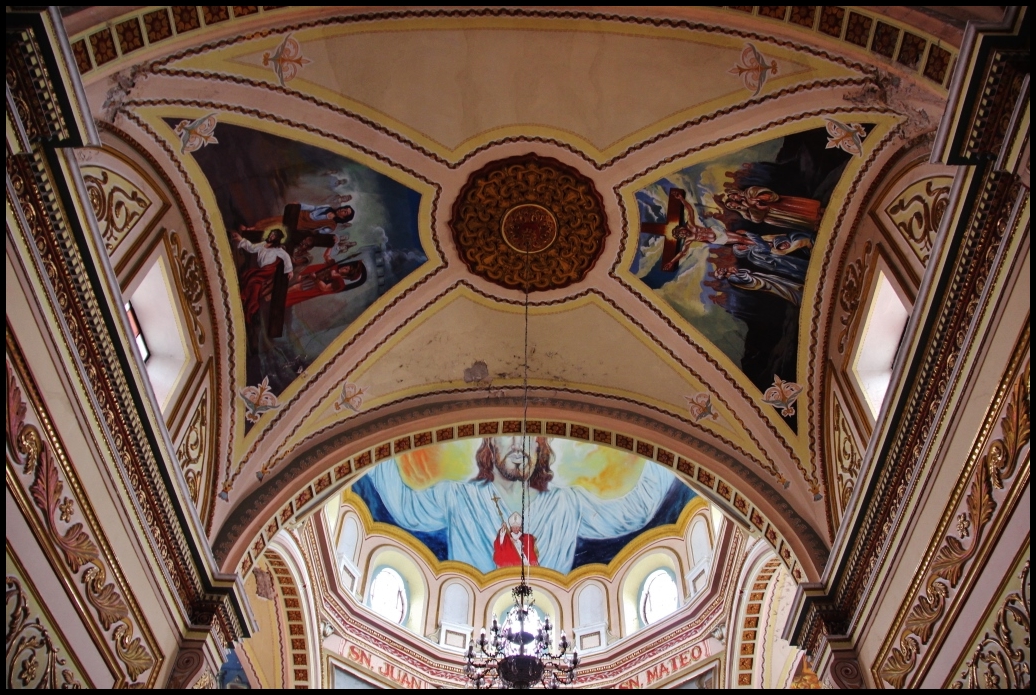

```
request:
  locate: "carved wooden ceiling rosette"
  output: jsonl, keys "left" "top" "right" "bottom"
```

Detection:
{"left": 450, "top": 154, "right": 608, "bottom": 291}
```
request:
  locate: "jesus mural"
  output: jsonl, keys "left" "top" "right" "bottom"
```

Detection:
{"left": 364, "top": 437, "right": 676, "bottom": 574}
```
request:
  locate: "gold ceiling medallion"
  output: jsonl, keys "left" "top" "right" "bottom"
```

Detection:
{"left": 450, "top": 154, "right": 608, "bottom": 291}
{"left": 500, "top": 203, "right": 558, "bottom": 254}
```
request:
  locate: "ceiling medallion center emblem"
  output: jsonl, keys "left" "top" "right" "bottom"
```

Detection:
{"left": 450, "top": 154, "right": 608, "bottom": 291}
{"left": 501, "top": 203, "right": 558, "bottom": 254}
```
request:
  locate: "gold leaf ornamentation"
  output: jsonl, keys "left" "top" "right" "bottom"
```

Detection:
{"left": 176, "top": 392, "right": 208, "bottom": 505}
{"left": 450, "top": 154, "right": 609, "bottom": 292}
{"left": 837, "top": 241, "right": 873, "bottom": 353}
{"left": 170, "top": 232, "right": 207, "bottom": 345}
{"left": 5, "top": 576, "right": 85, "bottom": 689}
{"left": 7, "top": 359, "right": 156, "bottom": 684}
{"left": 833, "top": 397, "right": 862, "bottom": 516}
{"left": 951, "top": 561, "right": 1030, "bottom": 689}
{"left": 886, "top": 177, "right": 953, "bottom": 265}
{"left": 80, "top": 167, "right": 151, "bottom": 254}
{"left": 880, "top": 361, "right": 1029, "bottom": 687}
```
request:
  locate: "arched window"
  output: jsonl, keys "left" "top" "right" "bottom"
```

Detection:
{"left": 640, "top": 569, "right": 678, "bottom": 625}
{"left": 690, "top": 518, "right": 712, "bottom": 565}
{"left": 338, "top": 515, "right": 360, "bottom": 565}
{"left": 368, "top": 567, "right": 408, "bottom": 624}
{"left": 577, "top": 583, "right": 606, "bottom": 628}
{"left": 441, "top": 582, "right": 471, "bottom": 626}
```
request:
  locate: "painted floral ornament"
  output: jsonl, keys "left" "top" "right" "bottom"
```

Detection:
{"left": 824, "top": 118, "right": 867, "bottom": 156}
{"left": 334, "top": 382, "right": 368, "bottom": 413}
{"left": 729, "top": 43, "right": 777, "bottom": 96}
{"left": 263, "top": 33, "right": 311, "bottom": 87}
{"left": 174, "top": 113, "right": 218, "bottom": 154}
{"left": 239, "top": 376, "right": 280, "bottom": 423}
{"left": 763, "top": 375, "right": 803, "bottom": 417}
{"left": 685, "top": 392, "right": 718, "bottom": 423}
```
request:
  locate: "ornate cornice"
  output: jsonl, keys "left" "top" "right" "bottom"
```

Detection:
{"left": 7, "top": 330, "right": 161, "bottom": 686}
{"left": 789, "top": 11, "right": 1030, "bottom": 657}
{"left": 875, "top": 341, "right": 1029, "bottom": 687}
{"left": 6, "top": 8, "right": 248, "bottom": 647}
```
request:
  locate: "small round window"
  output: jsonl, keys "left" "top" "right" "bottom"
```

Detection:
{"left": 369, "top": 567, "right": 408, "bottom": 624}
{"left": 640, "top": 569, "right": 678, "bottom": 625}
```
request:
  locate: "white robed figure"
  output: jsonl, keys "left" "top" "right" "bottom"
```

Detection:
{"left": 365, "top": 437, "right": 676, "bottom": 574}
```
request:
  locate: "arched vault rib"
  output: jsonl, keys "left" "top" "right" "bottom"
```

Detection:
{"left": 213, "top": 398, "right": 830, "bottom": 584}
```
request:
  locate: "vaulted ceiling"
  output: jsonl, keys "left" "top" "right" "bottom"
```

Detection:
{"left": 64, "top": 6, "right": 971, "bottom": 584}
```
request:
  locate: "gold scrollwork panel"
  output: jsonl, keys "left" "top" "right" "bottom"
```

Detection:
{"left": 6, "top": 544, "right": 89, "bottom": 689}
{"left": 829, "top": 392, "right": 863, "bottom": 523}
{"left": 6, "top": 331, "right": 162, "bottom": 687}
{"left": 876, "top": 328, "right": 1030, "bottom": 689}
{"left": 949, "top": 545, "right": 1030, "bottom": 689}
{"left": 176, "top": 389, "right": 208, "bottom": 509}
{"left": 836, "top": 241, "right": 873, "bottom": 354}
{"left": 80, "top": 166, "right": 152, "bottom": 255}
{"left": 169, "top": 231, "right": 207, "bottom": 346}
{"left": 884, "top": 176, "right": 953, "bottom": 266}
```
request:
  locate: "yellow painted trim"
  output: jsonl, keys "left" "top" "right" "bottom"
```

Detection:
{"left": 616, "top": 113, "right": 900, "bottom": 461}
{"left": 131, "top": 105, "right": 441, "bottom": 458}
{"left": 285, "top": 285, "right": 754, "bottom": 456}
{"left": 165, "top": 15, "right": 861, "bottom": 163}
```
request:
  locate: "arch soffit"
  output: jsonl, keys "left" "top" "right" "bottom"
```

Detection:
{"left": 219, "top": 414, "right": 827, "bottom": 587}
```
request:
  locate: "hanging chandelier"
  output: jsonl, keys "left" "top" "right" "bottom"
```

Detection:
{"left": 464, "top": 221, "right": 579, "bottom": 689}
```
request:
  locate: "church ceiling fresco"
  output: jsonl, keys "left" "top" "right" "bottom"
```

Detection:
{"left": 184, "top": 121, "right": 428, "bottom": 408}
{"left": 349, "top": 437, "right": 697, "bottom": 576}
{"left": 628, "top": 123, "right": 872, "bottom": 427}
{"left": 63, "top": 5, "right": 955, "bottom": 575}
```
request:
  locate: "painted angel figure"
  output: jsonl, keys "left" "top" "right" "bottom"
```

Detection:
{"left": 729, "top": 43, "right": 778, "bottom": 96}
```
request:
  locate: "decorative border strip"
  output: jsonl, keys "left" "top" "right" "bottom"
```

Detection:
{"left": 231, "top": 418, "right": 807, "bottom": 589}
{"left": 734, "top": 558, "right": 782, "bottom": 687}
{"left": 263, "top": 551, "right": 311, "bottom": 688}
{"left": 719, "top": 6, "right": 956, "bottom": 86}
{"left": 875, "top": 334, "right": 1029, "bottom": 687}
{"left": 6, "top": 329, "right": 162, "bottom": 686}
{"left": 70, "top": 6, "right": 953, "bottom": 87}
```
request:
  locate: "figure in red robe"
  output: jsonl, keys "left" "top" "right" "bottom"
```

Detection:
{"left": 284, "top": 258, "right": 367, "bottom": 308}
{"left": 715, "top": 185, "right": 823, "bottom": 231}
{"left": 494, "top": 512, "right": 539, "bottom": 568}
